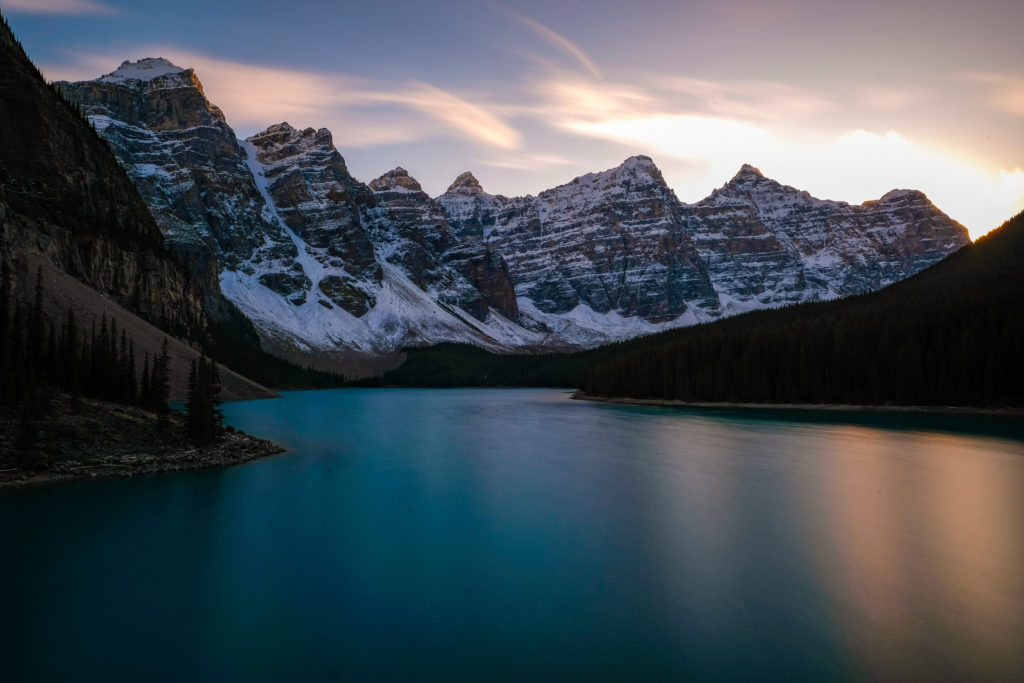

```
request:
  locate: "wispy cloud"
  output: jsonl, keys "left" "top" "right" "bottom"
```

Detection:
{"left": 500, "top": 8, "right": 601, "bottom": 79}
{"left": 480, "top": 152, "right": 575, "bottom": 172}
{"left": 351, "top": 82, "right": 521, "bottom": 150}
{"left": 522, "top": 70, "right": 1022, "bottom": 237}
{"left": 655, "top": 76, "right": 832, "bottom": 121}
{"left": 857, "top": 86, "right": 927, "bottom": 111}
{"left": 46, "top": 48, "right": 521, "bottom": 150}
{"left": 0, "top": 0, "right": 119, "bottom": 15}
{"left": 958, "top": 71, "right": 1024, "bottom": 116}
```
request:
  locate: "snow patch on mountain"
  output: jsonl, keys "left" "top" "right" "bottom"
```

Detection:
{"left": 100, "top": 58, "right": 185, "bottom": 83}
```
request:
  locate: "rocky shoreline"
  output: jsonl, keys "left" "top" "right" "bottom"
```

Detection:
{"left": 0, "top": 395, "right": 284, "bottom": 489}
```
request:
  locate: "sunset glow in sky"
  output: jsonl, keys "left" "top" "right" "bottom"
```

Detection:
{"left": 5, "top": 0, "right": 1023, "bottom": 238}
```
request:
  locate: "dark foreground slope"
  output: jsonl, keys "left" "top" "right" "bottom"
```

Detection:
{"left": 579, "top": 212, "right": 1024, "bottom": 407}
{"left": 0, "top": 14, "right": 343, "bottom": 391}
{"left": 0, "top": 15, "right": 205, "bottom": 337}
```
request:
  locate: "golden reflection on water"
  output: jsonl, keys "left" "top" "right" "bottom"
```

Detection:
{"left": 816, "top": 427, "right": 1024, "bottom": 680}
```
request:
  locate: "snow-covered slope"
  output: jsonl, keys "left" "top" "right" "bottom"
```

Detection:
{"left": 58, "top": 59, "right": 971, "bottom": 356}
{"left": 221, "top": 134, "right": 557, "bottom": 352}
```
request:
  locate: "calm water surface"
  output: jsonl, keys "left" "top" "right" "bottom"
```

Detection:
{"left": 2, "top": 389, "right": 1023, "bottom": 681}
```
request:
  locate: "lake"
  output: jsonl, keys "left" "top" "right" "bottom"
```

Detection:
{"left": 2, "top": 388, "right": 1023, "bottom": 681}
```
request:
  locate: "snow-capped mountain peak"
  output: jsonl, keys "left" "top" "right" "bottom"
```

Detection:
{"left": 99, "top": 57, "right": 185, "bottom": 83}
{"left": 369, "top": 167, "right": 424, "bottom": 193}
{"left": 564, "top": 155, "right": 667, "bottom": 191}
{"left": 620, "top": 154, "right": 658, "bottom": 172}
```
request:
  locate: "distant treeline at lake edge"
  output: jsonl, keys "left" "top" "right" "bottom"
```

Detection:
{"left": 361, "top": 211, "right": 1024, "bottom": 408}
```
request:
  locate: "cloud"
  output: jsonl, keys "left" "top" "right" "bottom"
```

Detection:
{"left": 857, "top": 86, "right": 927, "bottom": 111}
{"left": 564, "top": 112, "right": 1023, "bottom": 238}
{"left": 353, "top": 82, "right": 521, "bottom": 150}
{"left": 480, "top": 152, "right": 575, "bottom": 172}
{"left": 517, "top": 70, "right": 1024, "bottom": 236}
{"left": 499, "top": 8, "right": 601, "bottom": 79}
{"left": 0, "top": 0, "right": 119, "bottom": 15}
{"left": 655, "top": 76, "right": 833, "bottom": 121}
{"left": 45, "top": 48, "right": 521, "bottom": 151}
{"left": 958, "top": 71, "right": 1024, "bottom": 116}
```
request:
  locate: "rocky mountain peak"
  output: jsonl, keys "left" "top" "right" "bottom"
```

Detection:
{"left": 99, "top": 57, "right": 185, "bottom": 83}
{"left": 554, "top": 155, "right": 669, "bottom": 199}
{"left": 621, "top": 154, "right": 656, "bottom": 170}
{"left": 248, "top": 122, "right": 340, "bottom": 163}
{"left": 877, "top": 188, "right": 929, "bottom": 203}
{"left": 446, "top": 171, "right": 484, "bottom": 194}
{"left": 611, "top": 154, "right": 663, "bottom": 181}
{"left": 733, "top": 163, "right": 765, "bottom": 179}
{"left": 709, "top": 163, "right": 783, "bottom": 199}
{"left": 369, "top": 167, "right": 423, "bottom": 193}
{"left": 597, "top": 154, "right": 667, "bottom": 187}
{"left": 262, "top": 121, "right": 296, "bottom": 135}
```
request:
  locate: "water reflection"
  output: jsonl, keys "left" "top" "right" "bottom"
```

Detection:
{"left": 0, "top": 389, "right": 1021, "bottom": 682}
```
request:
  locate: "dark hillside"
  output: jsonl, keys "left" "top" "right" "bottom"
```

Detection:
{"left": 0, "top": 13, "right": 206, "bottom": 337}
{"left": 0, "top": 13, "right": 344, "bottom": 390}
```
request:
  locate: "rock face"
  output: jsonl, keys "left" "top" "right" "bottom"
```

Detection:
{"left": 368, "top": 167, "right": 514, "bottom": 322}
{"left": 439, "top": 157, "right": 720, "bottom": 324}
{"left": 222, "top": 132, "right": 536, "bottom": 353}
{"left": 687, "top": 165, "right": 970, "bottom": 311}
{"left": 246, "top": 124, "right": 378, "bottom": 280}
{"left": 57, "top": 58, "right": 970, "bottom": 354}
{"left": 56, "top": 59, "right": 299, "bottom": 302}
{"left": 437, "top": 159, "right": 970, "bottom": 325}
{"left": 244, "top": 123, "right": 380, "bottom": 315}
{"left": 0, "top": 36, "right": 205, "bottom": 337}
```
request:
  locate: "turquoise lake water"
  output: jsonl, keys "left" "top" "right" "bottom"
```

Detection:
{"left": 2, "top": 388, "right": 1023, "bottom": 681}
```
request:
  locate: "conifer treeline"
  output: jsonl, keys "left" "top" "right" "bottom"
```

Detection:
{"left": 186, "top": 356, "right": 223, "bottom": 445}
{"left": 0, "top": 263, "right": 170, "bottom": 411}
{"left": 0, "top": 263, "right": 223, "bottom": 446}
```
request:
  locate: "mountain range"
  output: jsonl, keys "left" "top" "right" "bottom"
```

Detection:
{"left": 55, "top": 58, "right": 970, "bottom": 364}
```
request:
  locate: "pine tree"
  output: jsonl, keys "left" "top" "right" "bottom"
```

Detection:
{"left": 139, "top": 354, "right": 151, "bottom": 409}
{"left": 27, "top": 267, "right": 44, "bottom": 384}
{"left": 126, "top": 340, "right": 136, "bottom": 404}
{"left": 184, "top": 356, "right": 224, "bottom": 446}
{"left": 208, "top": 359, "right": 223, "bottom": 435}
{"left": 185, "top": 358, "right": 199, "bottom": 440}
{"left": 0, "top": 259, "right": 10, "bottom": 400}
{"left": 152, "top": 338, "right": 171, "bottom": 422}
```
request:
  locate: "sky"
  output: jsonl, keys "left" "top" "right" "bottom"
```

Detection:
{"left": 4, "top": 0, "right": 1023, "bottom": 238}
